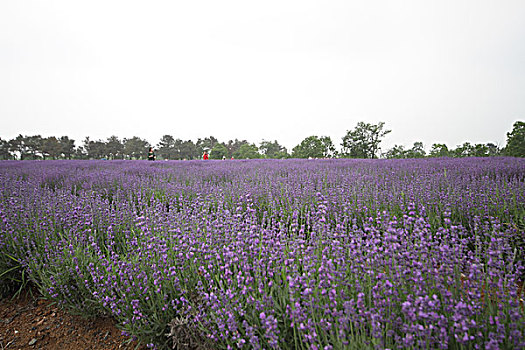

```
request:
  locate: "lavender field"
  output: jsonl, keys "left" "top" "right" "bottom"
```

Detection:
{"left": 1, "top": 158, "right": 524, "bottom": 349}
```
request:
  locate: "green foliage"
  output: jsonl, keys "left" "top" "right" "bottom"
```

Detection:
{"left": 156, "top": 134, "right": 177, "bottom": 160}
{"left": 0, "top": 251, "right": 25, "bottom": 298}
{"left": 123, "top": 136, "right": 151, "bottom": 160}
{"left": 0, "top": 138, "right": 12, "bottom": 160}
{"left": 452, "top": 142, "right": 474, "bottom": 157}
{"left": 384, "top": 144, "right": 406, "bottom": 159}
{"left": 471, "top": 143, "right": 490, "bottom": 157}
{"left": 8, "top": 134, "right": 43, "bottom": 160}
{"left": 59, "top": 136, "right": 76, "bottom": 159}
{"left": 259, "top": 140, "right": 288, "bottom": 158}
{"left": 157, "top": 136, "right": 200, "bottom": 160}
{"left": 179, "top": 140, "right": 199, "bottom": 160}
{"left": 197, "top": 136, "right": 219, "bottom": 156}
{"left": 341, "top": 121, "right": 391, "bottom": 159}
{"left": 385, "top": 142, "right": 426, "bottom": 159}
{"left": 504, "top": 121, "right": 525, "bottom": 157}
{"left": 405, "top": 141, "right": 426, "bottom": 158}
{"left": 25, "top": 135, "right": 44, "bottom": 159}
{"left": 105, "top": 135, "right": 124, "bottom": 159}
{"left": 7, "top": 136, "right": 22, "bottom": 160}
{"left": 83, "top": 137, "right": 108, "bottom": 159}
{"left": 224, "top": 139, "right": 248, "bottom": 158}
{"left": 429, "top": 143, "right": 450, "bottom": 157}
{"left": 234, "top": 143, "right": 261, "bottom": 159}
{"left": 210, "top": 143, "right": 229, "bottom": 159}
{"left": 41, "top": 137, "right": 60, "bottom": 159}
{"left": 292, "top": 136, "right": 335, "bottom": 158}
{"left": 0, "top": 120, "right": 519, "bottom": 160}
{"left": 485, "top": 143, "right": 501, "bottom": 157}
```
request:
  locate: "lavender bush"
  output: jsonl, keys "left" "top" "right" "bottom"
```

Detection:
{"left": 0, "top": 158, "right": 524, "bottom": 349}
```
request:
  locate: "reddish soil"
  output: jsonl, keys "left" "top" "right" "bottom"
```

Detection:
{"left": 0, "top": 289, "right": 146, "bottom": 350}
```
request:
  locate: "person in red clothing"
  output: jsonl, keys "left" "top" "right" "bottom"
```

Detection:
{"left": 202, "top": 151, "right": 209, "bottom": 160}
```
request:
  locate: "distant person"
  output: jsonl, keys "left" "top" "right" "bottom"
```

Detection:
{"left": 203, "top": 151, "right": 209, "bottom": 160}
{"left": 148, "top": 147, "right": 156, "bottom": 161}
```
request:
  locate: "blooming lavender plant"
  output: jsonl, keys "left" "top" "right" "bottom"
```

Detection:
{"left": 0, "top": 158, "right": 524, "bottom": 349}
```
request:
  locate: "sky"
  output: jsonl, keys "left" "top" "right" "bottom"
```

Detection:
{"left": 1, "top": 0, "right": 524, "bottom": 152}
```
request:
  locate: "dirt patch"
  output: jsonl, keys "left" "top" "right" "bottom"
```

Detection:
{"left": 0, "top": 289, "right": 146, "bottom": 350}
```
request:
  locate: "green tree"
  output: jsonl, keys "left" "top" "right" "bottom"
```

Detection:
{"left": 123, "top": 137, "right": 151, "bottom": 159}
{"left": 225, "top": 139, "right": 249, "bottom": 158}
{"left": 405, "top": 142, "right": 426, "bottom": 158}
{"left": 156, "top": 135, "right": 177, "bottom": 160}
{"left": 59, "top": 136, "right": 75, "bottom": 159}
{"left": 196, "top": 136, "right": 219, "bottom": 156}
{"left": 384, "top": 145, "right": 406, "bottom": 159}
{"left": 292, "top": 136, "right": 335, "bottom": 158}
{"left": 9, "top": 135, "right": 39, "bottom": 160}
{"left": 106, "top": 136, "right": 124, "bottom": 159}
{"left": 429, "top": 143, "right": 450, "bottom": 157}
{"left": 83, "top": 137, "right": 107, "bottom": 159}
{"left": 341, "top": 121, "right": 391, "bottom": 159}
{"left": 504, "top": 121, "right": 525, "bottom": 157}
{"left": 8, "top": 136, "right": 24, "bottom": 160}
{"left": 179, "top": 140, "right": 198, "bottom": 160}
{"left": 25, "top": 135, "right": 43, "bottom": 159}
{"left": 42, "top": 137, "right": 61, "bottom": 159}
{"left": 452, "top": 142, "right": 474, "bottom": 157}
{"left": 486, "top": 143, "right": 500, "bottom": 157}
{"left": 0, "top": 138, "right": 12, "bottom": 160}
{"left": 74, "top": 145, "right": 88, "bottom": 159}
{"left": 210, "top": 143, "right": 229, "bottom": 159}
{"left": 259, "top": 140, "right": 288, "bottom": 158}
{"left": 471, "top": 143, "right": 490, "bottom": 157}
{"left": 234, "top": 143, "right": 261, "bottom": 159}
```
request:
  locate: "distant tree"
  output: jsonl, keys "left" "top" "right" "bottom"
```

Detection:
{"left": 8, "top": 137, "right": 20, "bottom": 160}
{"left": 196, "top": 136, "right": 219, "bottom": 156}
{"left": 9, "top": 136, "right": 24, "bottom": 160}
{"left": 156, "top": 135, "right": 177, "bottom": 159}
{"left": 429, "top": 143, "right": 450, "bottom": 157}
{"left": 179, "top": 140, "right": 198, "bottom": 160}
{"left": 59, "top": 136, "right": 75, "bottom": 159}
{"left": 82, "top": 137, "right": 92, "bottom": 158}
{"left": 471, "top": 143, "right": 490, "bottom": 157}
{"left": 384, "top": 145, "right": 406, "bottom": 159}
{"left": 106, "top": 136, "right": 124, "bottom": 159}
{"left": 74, "top": 145, "right": 88, "bottom": 159}
{"left": 341, "top": 122, "right": 391, "bottom": 159}
{"left": 234, "top": 143, "right": 261, "bottom": 159}
{"left": 210, "top": 143, "right": 229, "bottom": 159}
{"left": 83, "top": 137, "right": 107, "bottom": 159}
{"left": 504, "top": 121, "right": 525, "bottom": 157}
{"left": 123, "top": 137, "right": 151, "bottom": 159}
{"left": 9, "top": 135, "right": 42, "bottom": 160}
{"left": 25, "top": 135, "right": 43, "bottom": 159}
{"left": 41, "top": 137, "right": 61, "bottom": 159}
{"left": 172, "top": 138, "right": 184, "bottom": 159}
{"left": 225, "top": 139, "right": 249, "bottom": 158}
{"left": 486, "top": 143, "right": 500, "bottom": 157}
{"left": 259, "top": 140, "right": 288, "bottom": 158}
{"left": 0, "top": 138, "right": 12, "bottom": 160}
{"left": 292, "top": 136, "right": 335, "bottom": 158}
{"left": 452, "top": 142, "right": 474, "bottom": 157}
{"left": 405, "top": 142, "right": 426, "bottom": 158}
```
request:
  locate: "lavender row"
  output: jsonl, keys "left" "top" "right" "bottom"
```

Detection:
{"left": 0, "top": 158, "right": 524, "bottom": 349}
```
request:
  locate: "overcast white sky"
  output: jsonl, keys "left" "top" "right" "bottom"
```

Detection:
{"left": 1, "top": 0, "right": 524, "bottom": 151}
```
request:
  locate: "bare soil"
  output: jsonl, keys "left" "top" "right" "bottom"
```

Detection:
{"left": 0, "top": 289, "right": 146, "bottom": 350}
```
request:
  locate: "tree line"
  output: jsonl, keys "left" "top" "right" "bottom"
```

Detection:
{"left": 1, "top": 121, "right": 523, "bottom": 160}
